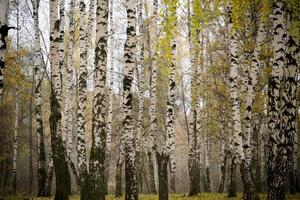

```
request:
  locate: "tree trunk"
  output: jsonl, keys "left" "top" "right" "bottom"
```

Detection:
{"left": 252, "top": 118, "right": 263, "bottom": 193}
{"left": 162, "top": 0, "right": 177, "bottom": 191}
{"left": 148, "top": 152, "right": 157, "bottom": 194}
{"left": 105, "top": 0, "right": 115, "bottom": 193}
{"left": 204, "top": 127, "right": 211, "bottom": 193}
{"left": 136, "top": 0, "right": 145, "bottom": 193}
{"left": 49, "top": 0, "right": 70, "bottom": 199}
{"left": 187, "top": 0, "right": 202, "bottom": 195}
{"left": 218, "top": 143, "right": 227, "bottom": 193}
{"left": 228, "top": 155, "right": 237, "bottom": 198}
{"left": 228, "top": 4, "right": 259, "bottom": 200}
{"left": 115, "top": 153, "right": 124, "bottom": 197}
{"left": 147, "top": 0, "right": 158, "bottom": 194}
{"left": 32, "top": 0, "right": 47, "bottom": 196}
{"left": 77, "top": 0, "right": 88, "bottom": 193}
{"left": 44, "top": 158, "right": 54, "bottom": 197}
{"left": 0, "top": 0, "right": 9, "bottom": 102}
{"left": 11, "top": 87, "right": 19, "bottom": 195}
{"left": 123, "top": 0, "right": 138, "bottom": 199}
{"left": 88, "top": 0, "right": 108, "bottom": 199}
{"left": 267, "top": 2, "right": 298, "bottom": 200}
{"left": 157, "top": 152, "right": 169, "bottom": 200}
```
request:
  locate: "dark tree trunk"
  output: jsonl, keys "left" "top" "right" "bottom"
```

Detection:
{"left": 267, "top": 185, "right": 284, "bottom": 200}
{"left": 240, "top": 161, "right": 260, "bottom": 200}
{"left": 87, "top": 145, "right": 106, "bottom": 200}
{"left": 49, "top": 94, "right": 71, "bottom": 200}
{"left": 68, "top": 159, "right": 80, "bottom": 190}
{"left": 44, "top": 163, "right": 54, "bottom": 197}
{"left": 148, "top": 152, "right": 157, "bottom": 194}
{"left": 228, "top": 156, "right": 237, "bottom": 198}
{"left": 115, "top": 155, "right": 124, "bottom": 197}
{"left": 104, "top": 164, "right": 110, "bottom": 194}
{"left": 136, "top": 151, "right": 143, "bottom": 193}
{"left": 252, "top": 122, "right": 263, "bottom": 193}
{"left": 156, "top": 152, "right": 169, "bottom": 200}
{"left": 188, "top": 159, "right": 201, "bottom": 195}
{"left": 218, "top": 150, "right": 227, "bottom": 193}
{"left": 289, "top": 168, "right": 296, "bottom": 194}
{"left": 37, "top": 136, "right": 47, "bottom": 197}
{"left": 205, "top": 168, "right": 212, "bottom": 193}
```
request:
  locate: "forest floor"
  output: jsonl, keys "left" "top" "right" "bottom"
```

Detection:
{"left": 3, "top": 193, "right": 300, "bottom": 200}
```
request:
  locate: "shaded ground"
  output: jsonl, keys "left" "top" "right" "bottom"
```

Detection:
{"left": 3, "top": 193, "right": 300, "bottom": 200}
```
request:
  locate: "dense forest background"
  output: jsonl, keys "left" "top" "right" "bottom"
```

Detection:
{"left": 0, "top": 0, "right": 299, "bottom": 200}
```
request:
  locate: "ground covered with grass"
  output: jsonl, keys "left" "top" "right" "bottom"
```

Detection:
{"left": 3, "top": 193, "right": 300, "bottom": 200}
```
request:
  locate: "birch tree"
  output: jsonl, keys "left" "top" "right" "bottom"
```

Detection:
{"left": 147, "top": 0, "right": 159, "bottom": 194}
{"left": 228, "top": 3, "right": 259, "bottom": 200}
{"left": 122, "top": 0, "right": 138, "bottom": 199}
{"left": 49, "top": 0, "right": 71, "bottom": 199}
{"left": 187, "top": 0, "right": 201, "bottom": 195}
{"left": 0, "top": 0, "right": 10, "bottom": 102}
{"left": 267, "top": 1, "right": 299, "bottom": 199}
{"left": 76, "top": 0, "right": 88, "bottom": 190}
{"left": 156, "top": 1, "right": 177, "bottom": 199}
{"left": 88, "top": 0, "right": 109, "bottom": 199}
{"left": 32, "top": 0, "right": 47, "bottom": 196}
{"left": 12, "top": 87, "right": 19, "bottom": 195}
{"left": 63, "top": 0, "right": 79, "bottom": 186}
{"left": 135, "top": 0, "right": 145, "bottom": 192}
{"left": 105, "top": 0, "right": 114, "bottom": 192}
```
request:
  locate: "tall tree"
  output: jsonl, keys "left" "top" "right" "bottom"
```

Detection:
{"left": 147, "top": 0, "right": 158, "bottom": 194}
{"left": 49, "top": 0, "right": 71, "bottom": 199}
{"left": 227, "top": 3, "right": 259, "bottom": 200}
{"left": 136, "top": 0, "right": 145, "bottom": 193}
{"left": 32, "top": 0, "right": 47, "bottom": 196}
{"left": 123, "top": 0, "right": 138, "bottom": 199}
{"left": 267, "top": 1, "right": 299, "bottom": 199}
{"left": 77, "top": 0, "right": 88, "bottom": 191}
{"left": 105, "top": 0, "right": 114, "bottom": 192}
{"left": 187, "top": 0, "right": 201, "bottom": 195}
{"left": 156, "top": 1, "right": 177, "bottom": 199}
{"left": 88, "top": 0, "right": 109, "bottom": 199}
{"left": 63, "top": 0, "right": 79, "bottom": 187}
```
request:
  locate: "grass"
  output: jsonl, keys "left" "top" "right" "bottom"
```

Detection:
{"left": 2, "top": 193, "right": 300, "bottom": 200}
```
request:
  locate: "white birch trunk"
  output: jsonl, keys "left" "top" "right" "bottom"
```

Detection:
{"left": 243, "top": 13, "right": 265, "bottom": 165}
{"left": 0, "top": 0, "right": 9, "bottom": 102}
{"left": 12, "top": 87, "right": 19, "bottom": 194}
{"left": 123, "top": 0, "right": 138, "bottom": 199}
{"left": 76, "top": 0, "right": 88, "bottom": 185}
{"left": 228, "top": 4, "right": 259, "bottom": 200}
{"left": 87, "top": 0, "right": 109, "bottom": 199}
{"left": 32, "top": 0, "right": 47, "bottom": 195}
